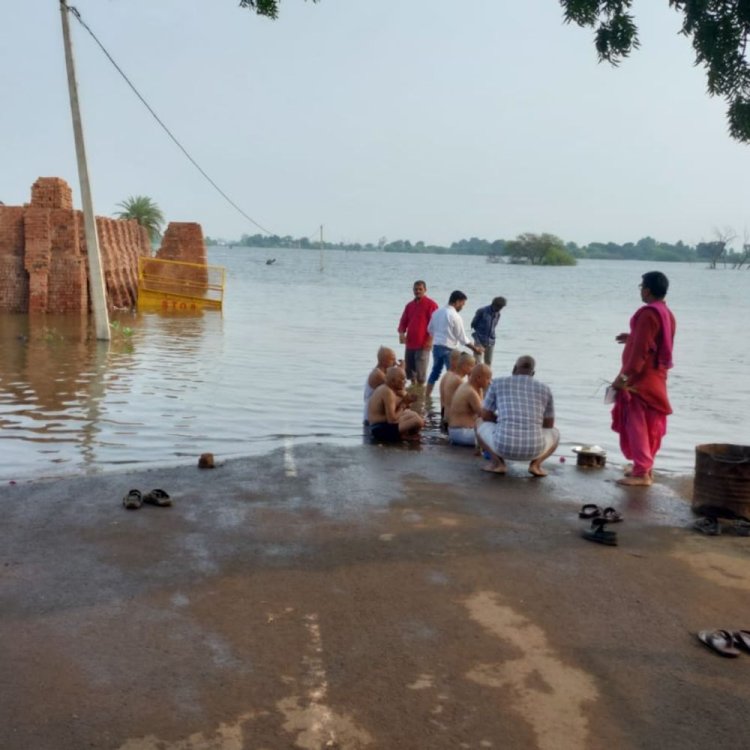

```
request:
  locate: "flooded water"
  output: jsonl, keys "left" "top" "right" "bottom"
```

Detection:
{"left": 1, "top": 248, "right": 748, "bottom": 481}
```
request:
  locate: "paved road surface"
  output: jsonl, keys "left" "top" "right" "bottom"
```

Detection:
{"left": 1, "top": 444, "right": 747, "bottom": 749}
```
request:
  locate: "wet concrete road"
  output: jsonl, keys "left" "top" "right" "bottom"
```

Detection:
{"left": 1, "top": 443, "right": 748, "bottom": 750}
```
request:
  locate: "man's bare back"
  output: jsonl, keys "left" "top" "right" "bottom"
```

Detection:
{"left": 449, "top": 364, "right": 491, "bottom": 428}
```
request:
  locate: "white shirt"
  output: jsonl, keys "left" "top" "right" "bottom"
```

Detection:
{"left": 428, "top": 305, "right": 471, "bottom": 348}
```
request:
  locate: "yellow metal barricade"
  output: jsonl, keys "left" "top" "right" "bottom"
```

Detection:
{"left": 137, "top": 257, "right": 225, "bottom": 312}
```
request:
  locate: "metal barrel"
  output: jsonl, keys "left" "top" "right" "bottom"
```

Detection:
{"left": 692, "top": 444, "right": 750, "bottom": 520}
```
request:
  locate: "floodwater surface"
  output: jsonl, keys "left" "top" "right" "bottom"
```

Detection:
{"left": 0, "top": 249, "right": 748, "bottom": 481}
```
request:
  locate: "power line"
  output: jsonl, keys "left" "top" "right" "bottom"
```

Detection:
{"left": 65, "top": 2, "right": 275, "bottom": 236}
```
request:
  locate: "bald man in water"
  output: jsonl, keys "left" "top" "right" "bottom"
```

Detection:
{"left": 439, "top": 351, "right": 476, "bottom": 430}
{"left": 368, "top": 366, "right": 424, "bottom": 443}
{"left": 363, "top": 346, "right": 400, "bottom": 424}
{"left": 448, "top": 363, "right": 492, "bottom": 446}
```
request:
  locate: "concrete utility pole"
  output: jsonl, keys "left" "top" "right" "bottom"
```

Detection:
{"left": 59, "top": 0, "right": 110, "bottom": 340}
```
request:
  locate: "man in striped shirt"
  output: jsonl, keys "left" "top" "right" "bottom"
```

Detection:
{"left": 476, "top": 355, "right": 559, "bottom": 477}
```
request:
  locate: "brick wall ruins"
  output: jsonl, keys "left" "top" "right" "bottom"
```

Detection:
{"left": 0, "top": 177, "right": 207, "bottom": 314}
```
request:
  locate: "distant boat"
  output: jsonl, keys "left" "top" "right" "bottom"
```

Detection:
{"left": 265, "top": 258, "right": 276, "bottom": 265}
{"left": 486, "top": 254, "right": 503, "bottom": 264}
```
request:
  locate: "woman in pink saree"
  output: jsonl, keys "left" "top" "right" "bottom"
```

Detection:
{"left": 611, "top": 271, "right": 676, "bottom": 486}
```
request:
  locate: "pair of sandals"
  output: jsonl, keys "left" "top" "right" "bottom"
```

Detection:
{"left": 698, "top": 629, "right": 750, "bottom": 658}
{"left": 122, "top": 488, "right": 171, "bottom": 510}
{"left": 579, "top": 504, "right": 623, "bottom": 546}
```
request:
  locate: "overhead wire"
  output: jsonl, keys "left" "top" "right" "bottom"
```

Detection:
{"left": 64, "top": 2, "right": 275, "bottom": 236}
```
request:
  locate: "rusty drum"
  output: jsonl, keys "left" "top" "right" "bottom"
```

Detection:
{"left": 692, "top": 444, "right": 750, "bottom": 520}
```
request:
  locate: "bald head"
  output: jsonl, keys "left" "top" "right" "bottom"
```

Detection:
{"left": 377, "top": 346, "right": 397, "bottom": 367}
{"left": 385, "top": 365, "right": 407, "bottom": 388}
{"left": 470, "top": 363, "right": 492, "bottom": 386}
{"left": 512, "top": 356, "right": 536, "bottom": 376}
{"left": 458, "top": 352, "right": 476, "bottom": 374}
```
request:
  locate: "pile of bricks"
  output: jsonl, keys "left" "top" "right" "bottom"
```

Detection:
{"left": 0, "top": 178, "right": 207, "bottom": 314}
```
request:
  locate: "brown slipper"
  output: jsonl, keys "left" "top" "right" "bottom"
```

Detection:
{"left": 143, "top": 489, "right": 172, "bottom": 507}
{"left": 122, "top": 489, "right": 143, "bottom": 510}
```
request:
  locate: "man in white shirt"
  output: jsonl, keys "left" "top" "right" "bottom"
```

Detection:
{"left": 425, "top": 290, "right": 483, "bottom": 398}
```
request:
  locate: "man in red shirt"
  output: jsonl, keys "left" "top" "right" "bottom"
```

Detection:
{"left": 397, "top": 280, "right": 438, "bottom": 385}
{"left": 611, "top": 271, "right": 676, "bottom": 486}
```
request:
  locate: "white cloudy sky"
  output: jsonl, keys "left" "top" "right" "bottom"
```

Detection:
{"left": 2, "top": 0, "right": 748, "bottom": 247}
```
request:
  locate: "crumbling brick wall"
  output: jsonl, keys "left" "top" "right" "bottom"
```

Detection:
{"left": 0, "top": 178, "right": 206, "bottom": 314}
{"left": 0, "top": 206, "right": 27, "bottom": 311}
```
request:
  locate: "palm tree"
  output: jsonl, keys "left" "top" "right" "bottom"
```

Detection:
{"left": 114, "top": 196, "right": 165, "bottom": 245}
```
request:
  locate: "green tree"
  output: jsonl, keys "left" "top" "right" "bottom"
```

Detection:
{"left": 560, "top": 1, "right": 750, "bottom": 142}
{"left": 505, "top": 233, "right": 577, "bottom": 265}
{"left": 114, "top": 196, "right": 165, "bottom": 245}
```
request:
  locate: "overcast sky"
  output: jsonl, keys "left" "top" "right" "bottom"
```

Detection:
{"left": 2, "top": 0, "right": 749, "bottom": 247}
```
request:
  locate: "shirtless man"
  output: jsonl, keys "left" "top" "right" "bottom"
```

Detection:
{"left": 439, "top": 352, "right": 475, "bottom": 430}
{"left": 448, "top": 364, "right": 492, "bottom": 446}
{"left": 363, "top": 346, "right": 399, "bottom": 424}
{"left": 368, "top": 366, "right": 424, "bottom": 443}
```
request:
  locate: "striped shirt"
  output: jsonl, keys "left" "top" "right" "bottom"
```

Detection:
{"left": 482, "top": 375, "right": 555, "bottom": 460}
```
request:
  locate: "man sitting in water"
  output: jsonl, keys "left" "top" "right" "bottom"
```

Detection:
{"left": 475, "top": 355, "right": 559, "bottom": 477}
{"left": 448, "top": 363, "right": 492, "bottom": 446}
{"left": 439, "top": 351, "right": 475, "bottom": 431}
{"left": 363, "top": 346, "right": 398, "bottom": 425}
{"left": 368, "top": 366, "right": 424, "bottom": 443}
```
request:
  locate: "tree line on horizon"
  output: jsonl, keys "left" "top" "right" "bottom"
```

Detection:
{"left": 204, "top": 232, "right": 750, "bottom": 268}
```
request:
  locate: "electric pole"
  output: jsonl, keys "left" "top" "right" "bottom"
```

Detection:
{"left": 60, "top": 0, "right": 110, "bottom": 340}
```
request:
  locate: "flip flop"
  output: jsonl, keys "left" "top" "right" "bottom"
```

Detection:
{"left": 601, "top": 507, "right": 623, "bottom": 523}
{"left": 578, "top": 504, "right": 602, "bottom": 519}
{"left": 730, "top": 520, "right": 750, "bottom": 537}
{"left": 143, "top": 489, "right": 172, "bottom": 507}
{"left": 693, "top": 517, "right": 721, "bottom": 536}
{"left": 122, "top": 489, "right": 143, "bottom": 510}
{"left": 733, "top": 630, "right": 750, "bottom": 653}
{"left": 697, "top": 630, "right": 741, "bottom": 658}
{"left": 581, "top": 522, "right": 618, "bottom": 546}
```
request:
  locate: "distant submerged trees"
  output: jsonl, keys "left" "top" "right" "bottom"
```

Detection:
{"left": 505, "top": 233, "right": 577, "bottom": 266}
{"left": 208, "top": 230, "right": 750, "bottom": 268}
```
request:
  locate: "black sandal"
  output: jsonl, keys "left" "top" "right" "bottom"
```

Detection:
{"left": 601, "top": 507, "right": 623, "bottom": 523}
{"left": 582, "top": 518, "right": 618, "bottom": 546}
{"left": 578, "top": 503, "right": 602, "bottom": 519}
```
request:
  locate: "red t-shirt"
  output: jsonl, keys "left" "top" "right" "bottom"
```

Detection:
{"left": 398, "top": 296, "right": 438, "bottom": 349}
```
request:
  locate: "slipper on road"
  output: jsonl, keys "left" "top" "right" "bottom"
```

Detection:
{"left": 733, "top": 630, "right": 750, "bottom": 653}
{"left": 122, "top": 489, "right": 143, "bottom": 510}
{"left": 143, "top": 489, "right": 172, "bottom": 507}
{"left": 693, "top": 517, "right": 721, "bottom": 536}
{"left": 601, "top": 507, "right": 623, "bottom": 523}
{"left": 578, "top": 504, "right": 602, "bottom": 519}
{"left": 697, "top": 630, "right": 741, "bottom": 658}
{"left": 581, "top": 521, "right": 618, "bottom": 546}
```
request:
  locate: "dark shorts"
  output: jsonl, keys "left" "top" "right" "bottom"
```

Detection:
{"left": 370, "top": 422, "right": 401, "bottom": 443}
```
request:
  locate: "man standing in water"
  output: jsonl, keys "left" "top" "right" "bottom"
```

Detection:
{"left": 611, "top": 271, "right": 676, "bottom": 486}
{"left": 471, "top": 296, "right": 506, "bottom": 366}
{"left": 397, "top": 280, "right": 438, "bottom": 386}
{"left": 425, "top": 290, "right": 483, "bottom": 398}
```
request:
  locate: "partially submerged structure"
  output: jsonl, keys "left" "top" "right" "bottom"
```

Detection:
{"left": 0, "top": 177, "right": 214, "bottom": 314}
